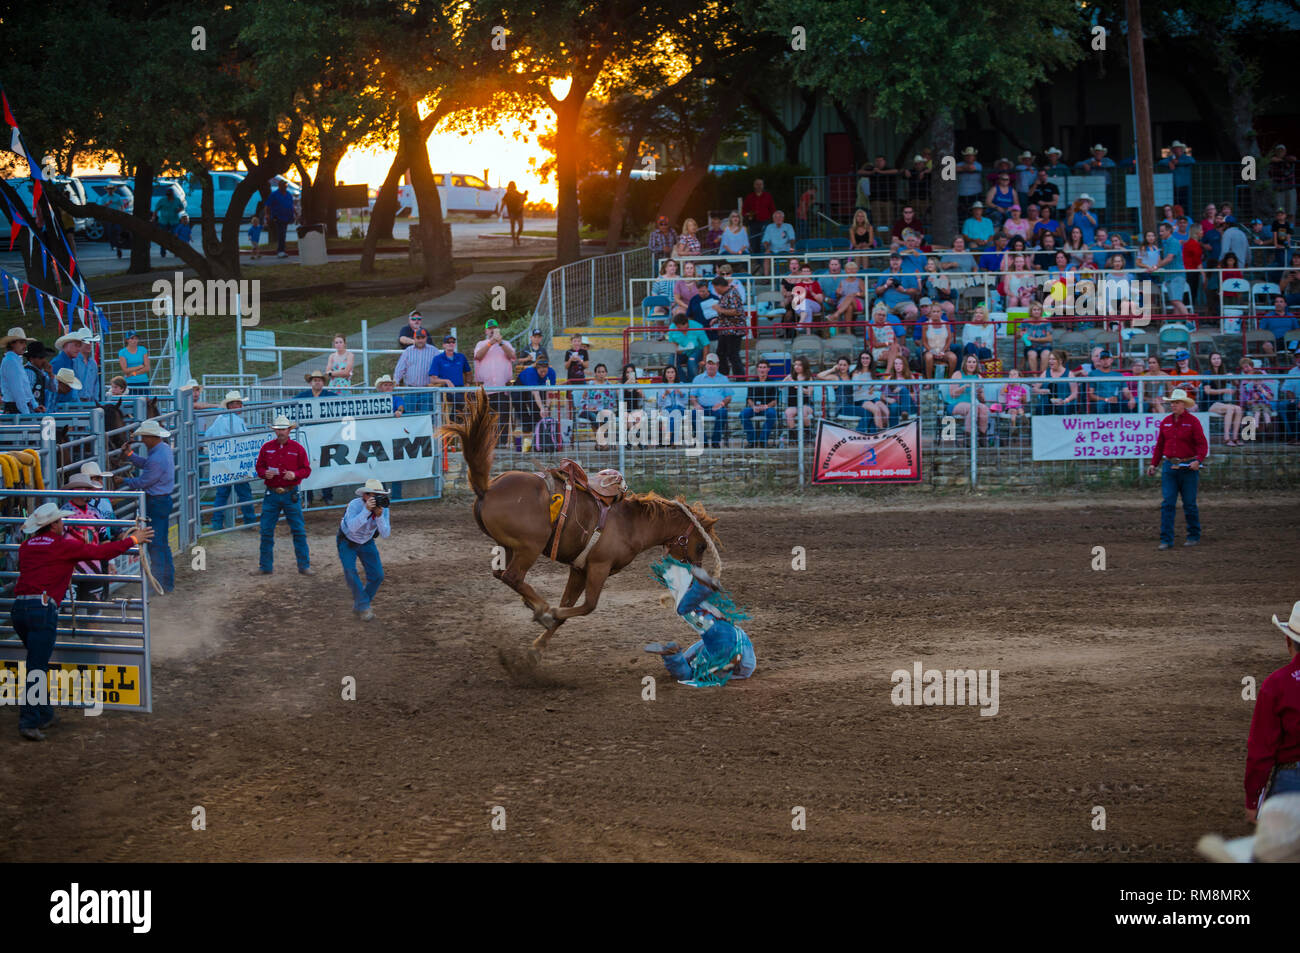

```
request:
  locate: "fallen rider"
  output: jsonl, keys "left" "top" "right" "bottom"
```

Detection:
{"left": 645, "top": 556, "right": 756, "bottom": 687}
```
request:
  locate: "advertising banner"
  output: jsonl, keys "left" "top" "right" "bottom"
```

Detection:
{"left": 812, "top": 418, "right": 922, "bottom": 484}
{"left": 1031, "top": 413, "right": 1212, "bottom": 461}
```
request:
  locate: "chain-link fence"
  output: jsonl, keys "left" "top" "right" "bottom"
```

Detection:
{"left": 528, "top": 247, "right": 653, "bottom": 345}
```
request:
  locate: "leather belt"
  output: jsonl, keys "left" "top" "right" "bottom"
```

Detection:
{"left": 271, "top": 486, "right": 291, "bottom": 494}
{"left": 13, "top": 593, "right": 53, "bottom": 605}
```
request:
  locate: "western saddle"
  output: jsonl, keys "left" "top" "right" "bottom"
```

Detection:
{"left": 538, "top": 459, "right": 627, "bottom": 567}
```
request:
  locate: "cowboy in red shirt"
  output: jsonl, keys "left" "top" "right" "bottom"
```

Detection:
{"left": 10, "top": 502, "right": 152, "bottom": 741}
{"left": 1146, "top": 388, "right": 1208, "bottom": 549}
{"left": 1245, "top": 602, "right": 1300, "bottom": 820}
{"left": 253, "top": 414, "right": 314, "bottom": 576}
{"left": 741, "top": 178, "right": 775, "bottom": 254}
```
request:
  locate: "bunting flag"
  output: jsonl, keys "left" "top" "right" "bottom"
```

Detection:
{"left": 1, "top": 86, "right": 19, "bottom": 155}
{"left": 36, "top": 293, "right": 44, "bottom": 323}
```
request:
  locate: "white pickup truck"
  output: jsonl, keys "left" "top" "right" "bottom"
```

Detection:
{"left": 380, "top": 173, "right": 507, "bottom": 218}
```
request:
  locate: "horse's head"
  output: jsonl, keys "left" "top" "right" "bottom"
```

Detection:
{"left": 664, "top": 500, "right": 719, "bottom": 570}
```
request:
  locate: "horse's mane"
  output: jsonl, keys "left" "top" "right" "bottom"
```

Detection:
{"left": 625, "top": 491, "right": 720, "bottom": 546}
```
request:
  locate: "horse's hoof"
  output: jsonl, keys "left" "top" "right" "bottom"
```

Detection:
{"left": 537, "top": 611, "right": 556, "bottom": 629}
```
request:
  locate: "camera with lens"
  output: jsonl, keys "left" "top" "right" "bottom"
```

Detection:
{"left": 373, "top": 493, "right": 391, "bottom": 509}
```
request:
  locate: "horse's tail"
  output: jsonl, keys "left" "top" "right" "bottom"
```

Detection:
{"left": 437, "top": 387, "right": 499, "bottom": 499}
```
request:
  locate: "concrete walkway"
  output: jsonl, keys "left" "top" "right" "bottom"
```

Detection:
{"left": 260, "top": 270, "right": 523, "bottom": 388}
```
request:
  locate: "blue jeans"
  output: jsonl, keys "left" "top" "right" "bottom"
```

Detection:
{"left": 661, "top": 622, "right": 756, "bottom": 683}
{"left": 836, "top": 402, "right": 872, "bottom": 432}
{"left": 145, "top": 493, "right": 175, "bottom": 592}
{"left": 212, "top": 481, "right": 255, "bottom": 528}
{"left": 741, "top": 406, "right": 777, "bottom": 444}
{"left": 886, "top": 391, "right": 915, "bottom": 427}
{"left": 1266, "top": 765, "right": 1300, "bottom": 800}
{"left": 337, "top": 534, "right": 384, "bottom": 611}
{"left": 9, "top": 601, "right": 58, "bottom": 730}
{"left": 1159, "top": 462, "right": 1200, "bottom": 545}
{"left": 702, "top": 405, "right": 728, "bottom": 446}
{"left": 260, "top": 491, "right": 311, "bottom": 572}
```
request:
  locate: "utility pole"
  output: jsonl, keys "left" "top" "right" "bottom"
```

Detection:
{"left": 1127, "top": 0, "right": 1156, "bottom": 236}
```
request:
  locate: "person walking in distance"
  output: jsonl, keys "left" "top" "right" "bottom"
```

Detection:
{"left": 1244, "top": 601, "right": 1300, "bottom": 822}
{"left": 111, "top": 419, "right": 176, "bottom": 594}
{"left": 267, "top": 180, "right": 296, "bottom": 258}
{"left": 253, "top": 415, "right": 314, "bottom": 575}
{"left": 9, "top": 503, "right": 153, "bottom": 741}
{"left": 1146, "top": 388, "right": 1208, "bottom": 550}
{"left": 337, "top": 478, "right": 392, "bottom": 621}
{"left": 499, "top": 181, "right": 528, "bottom": 246}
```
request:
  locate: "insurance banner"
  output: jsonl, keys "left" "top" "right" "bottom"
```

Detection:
{"left": 1031, "top": 413, "right": 1212, "bottom": 461}
{"left": 295, "top": 414, "right": 435, "bottom": 490}
{"left": 812, "top": 418, "right": 922, "bottom": 484}
{"left": 272, "top": 393, "right": 394, "bottom": 424}
{"left": 205, "top": 433, "right": 265, "bottom": 487}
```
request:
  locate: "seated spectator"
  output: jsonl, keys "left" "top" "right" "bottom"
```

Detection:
{"left": 1281, "top": 252, "right": 1300, "bottom": 308}
{"left": 1220, "top": 251, "right": 1244, "bottom": 282}
{"left": 517, "top": 354, "right": 558, "bottom": 442}
{"left": 891, "top": 205, "right": 924, "bottom": 242}
{"left": 881, "top": 355, "right": 917, "bottom": 425}
{"left": 898, "top": 229, "right": 929, "bottom": 271}
{"left": 921, "top": 256, "right": 957, "bottom": 318}
{"left": 1032, "top": 205, "right": 1064, "bottom": 246}
{"left": 1003, "top": 205, "right": 1031, "bottom": 241}
{"left": 741, "top": 359, "right": 779, "bottom": 447}
{"left": 652, "top": 258, "right": 680, "bottom": 303}
{"left": 1279, "top": 349, "right": 1300, "bottom": 444}
{"left": 576, "top": 363, "right": 618, "bottom": 450}
{"left": 619, "top": 363, "right": 647, "bottom": 441}
{"left": 1136, "top": 230, "right": 1161, "bottom": 274}
{"left": 851, "top": 352, "right": 889, "bottom": 432}
{"left": 646, "top": 364, "right": 690, "bottom": 446}
{"left": 1259, "top": 297, "right": 1299, "bottom": 354}
{"left": 849, "top": 208, "right": 876, "bottom": 250}
{"left": 996, "top": 368, "right": 1029, "bottom": 426}
{"left": 108, "top": 375, "right": 128, "bottom": 397}
{"left": 718, "top": 211, "right": 750, "bottom": 257}
{"left": 818, "top": 257, "right": 844, "bottom": 300}
{"left": 817, "top": 356, "right": 868, "bottom": 432}
{"left": 962, "top": 202, "right": 995, "bottom": 248}
{"left": 1002, "top": 253, "right": 1038, "bottom": 310}
{"left": 1063, "top": 226, "right": 1088, "bottom": 263}
{"left": 784, "top": 263, "right": 825, "bottom": 334}
{"left": 686, "top": 279, "right": 717, "bottom": 330}
{"left": 984, "top": 173, "right": 1019, "bottom": 227}
{"left": 920, "top": 304, "right": 958, "bottom": 378}
{"left": 830, "top": 261, "right": 866, "bottom": 326}
{"left": 1021, "top": 301, "right": 1053, "bottom": 373}
{"left": 690, "top": 354, "right": 735, "bottom": 448}
{"left": 1200, "top": 351, "right": 1245, "bottom": 445}
{"left": 783, "top": 355, "right": 820, "bottom": 435}
{"left": 939, "top": 234, "right": 978, "bottom": 274}
{"left": 1033, "top": 230, "right": 1060, "bottom": 269}
{"left": 649, "top": 216, "right": 678, "bottom": 258}
{"left": 945, "top": 353, "right": 990, "bottom": 442}
{"left": 1239, "top": 357, "right": 1278, "bottom": 430}
{"left": 1085, "top": 349, "right": 1126, "bottom": 414}
{"left": 761, "top": 210, "right": 797, "bottom": 259}
{"left": 674, "top": 217, "right": 702, "bottom": 257}
{"left": 1097, "top": 254, "right": 1137, "bottom": 317}
{"left": 961, "top": 305, "right": 997, "bottom": 361}
{"left": 1026, "top": 168, "right": 1061, "bottom": 210}
{"left": 1031, "top": 349, "right": 1079, "bottom": 415}
{"left": 873, "top": 253, "right": 921, "bottom": 323}
{"left": 867, "top": 304, "right": 906, "bottom": 369}
{"left": 702, "top": 214, "right": 724, "bottom": 254}
{"left": 673, "top": 260, "right": 701, "bottom": 314}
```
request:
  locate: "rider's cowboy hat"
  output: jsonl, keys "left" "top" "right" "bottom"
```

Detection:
{"left": 54, "top": 368, "right": 82, "bottom": 390}
{"left": 1, "top": 327, "right": 37, "bottom": 348}
{"left": 1197, "top": 793, "right": 1300, "bottom": 863}
{"left": 1272, "top": 601, "right": 1300, "bottom": 643}
{"left": 133, "top": 419, "right": 170, "bottom": 438}
{"left": 374, "top": 375, "right": 394, "bottom": 386}
{"left": 304, "top": 370, "right": 327, "bottom": 382}
{"left": 1162, "top": 388, "right": 1196, "bottom": 407}
{"left": 221, "top": 390, "right": 246, "bottom": 407}
{"left": 65, "top": 473, "right": 98, "bottom": 491}
{"left": 22, "top": 502, "right": 65, "bottom": 534}
{"left": 355, "top": 478, "right": 389, "bottom": 497}
{"left": 271, "top": 414, "right": 294, "bottom": 429}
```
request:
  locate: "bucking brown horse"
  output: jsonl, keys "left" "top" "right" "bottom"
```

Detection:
{"left": 439, "top": 388, "right": 721, "bottom": 653}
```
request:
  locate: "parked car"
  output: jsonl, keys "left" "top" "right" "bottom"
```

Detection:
{"left": 4, "top": 175, "right": 91, "bottom": 236}
{"left": 376, "top": 173, "right": 506, "bottom": 218}
{"left": 178, "top": 171, "right": 302, "bottom": 222}
{"left": 76, "top": 177, "right": 133, "bottom": 241}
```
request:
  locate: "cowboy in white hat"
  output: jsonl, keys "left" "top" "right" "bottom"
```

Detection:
{"left": 337, "top": 478, "right": 392, "bottom": 621}
{"left": 111, "top": 416, "right": 176, "bottom": 592}
{"left": 253, "top": 414, "right": 314, "bottom": 576}
{"left": 956, "top": 147, "right": 984, "bottom": 209}
{"left": 51, "top": 331, "right": 90, "bottom": 405}
{"left": 1042, "top": 146, "right": 1069, "bottom": 174}
{"left": 1159, "top": 140, "right": 1196, "bottom": 209}
{"left": 1243, "top": 602, "right": 1300, "bottom": 820}
{"left": 9, "top": 502, "right": 152, "bottom": 741}
{"left": 1014, "top": 150, "right": 1038, "bottom": 195}
{"left": 293, "top": 371, "right": 337, "bottom": 505}
{"left": 79, "top": 460, "right": 116, "bottom": 522}
{"left": 1199, "top": 793, "right": 1300, "bottom": 863}
{"left": 203, "top": 391, "right": 257, "bottom": 530}
{"left": 374, "top": 376, "right": 407, "bottom": 499}
{"left": 1147, "top": 388, "right": 1207, "bottom": 549}
{"left": 1, "top": 326, "right": 39, "bottom": 413}
{"left": 76, "top": 327, "right": 101, "bottom": 400}
{"left": 46, "top": 367, "right": 83, "bottom": 413}
{"left": 1075, "top": 143, "right": 1116, "bottom": 181}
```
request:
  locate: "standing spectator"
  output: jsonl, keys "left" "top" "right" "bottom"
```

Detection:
{"left": 393, "top": 329, "right": 437, "bottom": 414}
{"left": 689, "top": 354, "right": 735, "bottom": 449}
{"left": 205, "top": 390, "right": 257, "bottom": 530}
{"left": 429, "top": 334, "right": 472, "bottom": 416}
{"left": 1184, "top": 223, "right": 1206, "bottom": 308}
{"left": 903, "top": 155, "right": 932, "bottom": 222}
{"left": 59, "top": 474, "right": 110, "bottom": 611}
{"left": 1269, "top": 145, "right": 1298, "bottom": 222}
{"left": 518, "top": 327, "right": 548, "bottom": 369}
{"left": 51, "top": 332, "right": 86, "bottom": 405}
{"left": 795, "top": 184, "right": 817, "bottom": 239}
{"left": 337, "top": 479, "right": 392, "bottom": 621}
{"left": 710, "top": 275, "right": 747, "bottom": 377}
{"left": 1273, "top": 204, "right": 1294, "bottom": 237}
{"left": 563, "top": 333, "right": 589, "bottom": 385}
{"left": 472, "top": 319, "right": 517, "bottom": 431}
{"left": 76, "top": 330, "right": 100, "bottom": 402}
{"left": 117, "top": 330, "right": 150, "bottom": 394}
{"left": 1074, "top": 144, "right": 1116, "bottom": 185}
{"left": 253, "top": 415, "right": 314, "bottom": 575}
{"left": 499, "top": 181, "right": 528, "bottom": 246}
{"left": 1042, "top": 147, "right": 1069, "bottom": 175}
{"left": 375, "top": 375, "right": 406, "bottom": 500}
{"left": 516, "top": 354, "right": 558, "bottom": 443}
{"left": 247, "top": 207, "right": 263, "bottom": 259}
{"left": 1201, "top": 352, "right": 1245, "bottom": 446}
{"left": 398, "top": 311, "right": 424, "bottom": 348}
{"left": 1, "top": 327, "right": 38, "bottom": 413}
{"left": 848, "top": 208, "right": 875, "bottom": 250}
{"left": 1013, "top": 150, "right": 1038, "bottom": 196}
{"left": 718, "top": 212, "right": 750, "bottom": 258}
{"left": 741, "top": 359, "right": 779, "bottom": 447}
{"left": 294, "top": 370, "right": 337, "bottom": 403}
{"left": 266, "top": 180, "right": 296, "bottom": 258}
{"left": 153, "top": 187, "right": 184, "bottom": 257}
{"left": 674, "top": 218, "right": 702, "bottom": 258}
{"left": 761, "top": 210, "right": 797, "bottom": 259}
{"left": 1147, "top": 388, "right": 1206, "bottom": 549}
{"left": 22, "top": 340, "right": 54, "bottom": 413}
{"left": 956, "top": 147, "right": 984, "bottom": 218}
{"left": 324, "top": 333, "right": 355, "bottom": 388}
{"left": 1157, "top": 222, "right": 1190, "bottom": 314}
{"left": 1067, "top": 195, "right": 1099, "bottom": 245}
{"left": 1278, "top": 349, "right": 1300, "bottom": 444}
{"left": 862, "top": 155, "right": 900, "bottom": 227}
{"left": 46, "top": 368, "right": 83, "bottom": 415}
{"left": 115, "top": 419, "right": 176, "bottom": 594}
{"left": 742, "top": 179, "right": 776, "bottom": 254}
{"left": 1243, "top": 602, "right": 1300, "bottom": 819}
{"left": 9, "top": 505, "right": 150, "bottom": 741}
{"left": 1158, "top": 141, "right": 1196, "bottom": 212}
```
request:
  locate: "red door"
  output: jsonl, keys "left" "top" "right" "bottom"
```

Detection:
{"left": 824, "top": 133, "right": 854, "bottom": 219}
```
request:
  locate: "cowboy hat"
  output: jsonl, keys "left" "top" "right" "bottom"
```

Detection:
{"left": 1045, "top": 146, "right": 1063, "bottom": 156}
{"left": 1017, "top": 150, "right": 1033, "bottom": 159}
{"left": 55, "top": 368, "right": 82, "bottom": 390}
{"left": 1163, "top": 388, "right": 1196, "bottom": 406}
{"left": 178, "top": 378, "right": 199, "bottom": 391}
{"left": 304, "top": 370, "right": 326, "bottom": 382}
{"left": 1272, "top": 601, "right": 1300, "bottom": 643}
{"left": 22, "top": 502, "right": 66, "bottom": 534}
{"left": 1170, "top": 140, "right": 1187, "bottom": 149}
{"left": 374, "top": 375, "right": 394, "bottom": 386}
{"left": 1, "top": 327, "right": 37, "bottom": 348}
{"left": 65, "top": 473, "right": 97, "bottom": 491}
{"left": 55, "top": 332, "right": 85, "bottom": 349}
{"left": 134, "top": 419, "right": 170, "bottom": 438}
{"left": 1078, "top": 193, "right": 1094, "bottom": 202}
{"left": 221, "top": 390, "right": 246, "bottom": 407}
{"left": 79, "top": 460, "right": 106, "bottom": 479}
{"left": 1091, "top": 144, "right": 1108, "bottom": 153}
{"left": 355, "top": 477, "right": 389, "bottom": 497}
{"left": 961, "top": 147, "right": 977, "bottom": 156}
{"left": 1197, "top": 793, "right": 1300, "bottom": 863}
{"left": 970, "top": 201, "right": 985, "bottom": 209}
{"left": 272, "top": 414, "right": 294, "bottom": 429}
{"left": 75, "top": 327, "right": 101, "bottom": 343}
